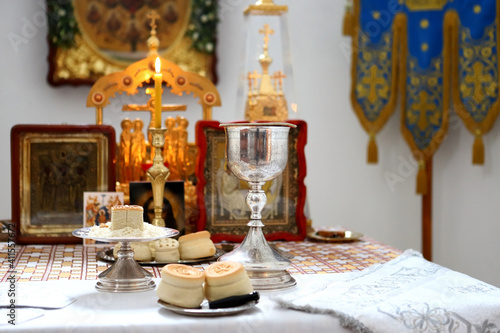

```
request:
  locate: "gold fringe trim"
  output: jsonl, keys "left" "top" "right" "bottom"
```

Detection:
{"left": 416, "top": 160, "right": 427, "bottom": 195}
{"left": 343, "top": 10, "right": 354, "bottom": 36}
{"left": 367, "top": 133, "right": 378, "bottom": 163}
{"left": 472, "top": 130, "right": 485, "bottom": 165}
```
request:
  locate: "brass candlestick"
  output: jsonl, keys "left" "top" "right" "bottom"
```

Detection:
{"left": 147, "top": 128, "right": 170, "bottom": 227}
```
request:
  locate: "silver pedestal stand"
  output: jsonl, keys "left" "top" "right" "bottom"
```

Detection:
{"left": 218, "top": 122, "right": 297, "bottom": 290}
{"left": 96, "top": 240, "right": 155, "bottom": 292}
{"left": 73, "top": 227, "right": 179, "bottom": 292}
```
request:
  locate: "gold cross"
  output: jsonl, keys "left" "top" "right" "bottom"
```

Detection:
{"left": 259, "top": 24, "right": 274, "bottom": 51}
{"left": 413, "top": 91, "right": 437, "bottom": 130}
{"left": 361, "top": 65, "right": 385, "bottom": 103}
{"left": 248, "top": 70, "right": 261, "bottom": 92}
{"left": 273, "top": 70, "right": 286, "bottom": 92}
{"left": 465, "top": 61, "right": 492, "bottom": 103}
{"left": 147, "top": 10, "right": 160, "bottom": 34}
{"left": 122, "top": 88, "right": 187, "bottom": 130}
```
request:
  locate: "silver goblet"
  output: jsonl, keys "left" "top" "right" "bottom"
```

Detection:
{"left": 218, "top": 122, "right": 297, "bottom": 290}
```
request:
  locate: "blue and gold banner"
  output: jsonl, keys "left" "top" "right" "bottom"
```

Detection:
{"left": 344, "top": 0, "right": 500, "bottom": 194}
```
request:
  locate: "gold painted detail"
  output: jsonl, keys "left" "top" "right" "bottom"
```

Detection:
{"left": 406, "top": 55, "right": 444, "bottom": 150}
{"left": 245, "top": 0, "right": 288, "bottom": 15}
{"left": 53, "top": 35, "right": 213, "bottom": 83}
{"left": 53, "top": 34, "right": 122, "bottom": 82}
{"left": 117, "top": 115, "right": 195, "bottom": 185}
{"left": 122, "top": 87, "right": 187, "bottom": 139}
{"left": 162, "top": 116, "right": 195, "bottom": 181}
{"left": 355, "top": 30, "right": 392, "bottom": 121}
{"left": 474, "top": 5, "right": 482, "bottom": 14}
{"left": 401, "top": 0, "right": 449, "bottom": 11}
{"left": 420, "top": 19, "right": 429, "bottom": 29}
{"left": 245, "top": 24, "right": 288, "bottom": 122}
{"left": 459, "top": 21, "right": 498, "bottom": 122}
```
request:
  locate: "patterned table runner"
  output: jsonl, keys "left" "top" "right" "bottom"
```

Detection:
{"left": 0, "top": 238, "right": 400, "bottom": 282}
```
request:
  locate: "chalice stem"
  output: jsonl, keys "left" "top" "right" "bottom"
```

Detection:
{"left": 247, "top": 181, "right": 266, "bottom": 223}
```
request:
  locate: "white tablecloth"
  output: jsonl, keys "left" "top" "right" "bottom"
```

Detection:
{"left": 4, "top": 250, "right": 499, "bottom": 332}
{"left": 1, "top": 278, "right": 351, "bottom": 333}
{"left": 274, "top": 250, "right": 500, "bottom": 333}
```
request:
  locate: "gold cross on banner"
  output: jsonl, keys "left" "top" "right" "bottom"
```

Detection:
{"left": 122, "top": 88, "right": 187, "bottom": 130}
{"left": 465, "top": 61, "right": 492, "bottom": 104}
{"left": 413, "top": 90, "right": 437, "bottom": 130}
{"left": 362, "top": 65, "right": 385, "bottom": 103}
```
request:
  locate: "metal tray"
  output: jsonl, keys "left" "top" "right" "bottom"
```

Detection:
{"left": 157, "top": 299, "right": 258, "bottom": 317}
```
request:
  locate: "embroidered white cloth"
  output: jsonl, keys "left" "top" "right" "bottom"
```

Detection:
{"left": 274, "top": 250, "right": 500, "bottom": 333}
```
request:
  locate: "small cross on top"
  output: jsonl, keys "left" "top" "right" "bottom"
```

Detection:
{"left": 259, "top": 24, "right": 274, "bottom": 51}
{"left": 147, "top": 10, "right": 160, "bottom": 35}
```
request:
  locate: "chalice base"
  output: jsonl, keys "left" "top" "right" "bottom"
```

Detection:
{"left": 96, "top": 242, "right": 155, "bottom": 293}
{"left": 219, "top": 225, "right": 296, "bottom": 290}
{"left": 245, "top": 269, "right": 296, "bottom": 291}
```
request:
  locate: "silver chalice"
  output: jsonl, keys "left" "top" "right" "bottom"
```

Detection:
{"left": 218, "top": 122, "right": 297, "bottom": 290}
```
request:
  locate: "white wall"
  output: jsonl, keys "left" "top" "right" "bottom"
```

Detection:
{"left": 1, "top": 1, "right": 499, "bottom": 287}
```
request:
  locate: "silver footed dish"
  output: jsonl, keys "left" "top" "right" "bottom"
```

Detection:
{"left": 72, "top": 226, "right": 179, "bottom": 243}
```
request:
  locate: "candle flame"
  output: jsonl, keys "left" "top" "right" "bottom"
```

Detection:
{"left": 155, "top": 57, "right": 161, "bottom": 73}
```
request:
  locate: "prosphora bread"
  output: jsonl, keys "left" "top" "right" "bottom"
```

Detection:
{"left": 113, "top": 242, "right": 153, "bottom": 261}
{"left": 110, "top": 205, "right": 144, "bottom": 231}
{"left": 156, "top": 264, "right": 205, "bottom": 308}
{"left": 204, "top": 261, "right": 253, "bottom": 302}
{"left": 178, "top": 230, "right": 216, "bottom": 260}
{"left": 88, "top": 205, "right": 167, "bottom": 238}
{"left": 152, "top": 238, "right": 180, "bottom": 262}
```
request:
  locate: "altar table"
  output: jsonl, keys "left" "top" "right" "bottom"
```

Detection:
{"left": 0, "top": 238, "right": 401, "bottom": 282}
{"left": 0, "top": 237, "right": 401, "bottom": 332}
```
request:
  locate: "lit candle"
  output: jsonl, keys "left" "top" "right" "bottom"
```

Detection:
{"left": 154, "top": 57, "right": 162, "bottom": 128}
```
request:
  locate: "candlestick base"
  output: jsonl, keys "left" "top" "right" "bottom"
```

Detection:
{"left": 147, "top": 128, "right": 170, "bottom": 227}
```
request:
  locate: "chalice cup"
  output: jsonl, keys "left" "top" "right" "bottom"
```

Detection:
{"left": 218, "top": 122, "right": 297, "bottom": 290}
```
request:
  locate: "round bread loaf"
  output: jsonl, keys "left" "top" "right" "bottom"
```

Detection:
{"left": 156, "top": 264, "right": 205, "bottom": 308}
{"left": 153, "top": 238, "right": 180, "bottom": 262}
{"left": 204, "top": 261, "right": 253, "bottom": 301}
{"left": 113, "top": 242, "right": 152, "bottom": 261}
{"left": 178, "top": 230, "right": 216, "bottom": 260}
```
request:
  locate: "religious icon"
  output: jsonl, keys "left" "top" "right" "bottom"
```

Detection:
{"left": 83, "top": 191, "right": 124, "bottom": 245}
{"left": 163, "top": 116, "right": 179, "bottom": 179}
{"left": 119, "top": 118, "right": 133, "bottom": 184}
{"left": 129, "top": 181, "right": 185, "bottom": 234}
{"left": 130, "top": 118, "right": 147, "bottom": 181}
